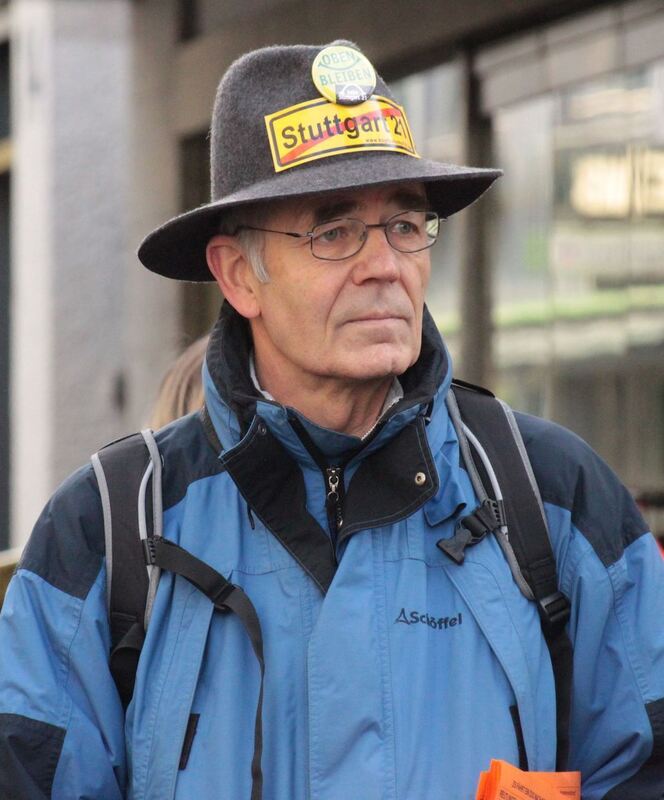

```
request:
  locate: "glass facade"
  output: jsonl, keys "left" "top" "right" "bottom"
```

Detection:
{"left": 492, "top": 61, "right": 664, "bottom": 491}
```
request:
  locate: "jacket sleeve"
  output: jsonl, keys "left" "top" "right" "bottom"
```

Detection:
{"left": 0, "top": 465, "right": 126, "bottom": 800}
{"left": 518, "top": 412, "right": 664, "bottom": 800}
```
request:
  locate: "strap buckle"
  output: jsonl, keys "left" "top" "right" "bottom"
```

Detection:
{"left": 538, "top": 590, "right": 571, "bottom": 633}
{"left": 142, "top": 536, "right": 159, "bottom": 566}
{"left": 462, "top": 498, "right": 505, "bottom": 538}
{"left": 437, "top": 499, "right": 504, "bottom": 565}
{"left": 212, "top": 581, "right": 235, "bottom": 613}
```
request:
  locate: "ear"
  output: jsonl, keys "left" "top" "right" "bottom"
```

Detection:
{"left": 206, "top": 235, "right": 261, "bottom": 319}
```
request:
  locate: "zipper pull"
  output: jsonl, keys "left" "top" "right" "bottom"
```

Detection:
{"left": 327, "top": 467, "right": 340, "bottom": 501}
{"left": 326, "top": 466, "right": 344, "bottom": 537}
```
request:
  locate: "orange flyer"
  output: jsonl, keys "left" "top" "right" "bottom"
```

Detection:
{"left": 476, "top": 759, "right": 580, "bottom": 800}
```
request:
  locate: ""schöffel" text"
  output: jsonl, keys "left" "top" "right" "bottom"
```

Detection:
{"left": 394, "top": 608, "right": 463, "bottom": 630}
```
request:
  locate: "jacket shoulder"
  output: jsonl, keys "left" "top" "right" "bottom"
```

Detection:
{"left": 18, "top": 411, "right": 225, "bottom": 600}
{"left": 19, "top": 463, "right": 104, "bottom": 600}
{"left": 513, "top": 411, "right": 648, "bottom": 566}
{"left": 154, "top": 410, "right": 226, "bottom": 512}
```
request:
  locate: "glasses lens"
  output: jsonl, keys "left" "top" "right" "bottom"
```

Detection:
{"left": 386, "top": 210, "right": 439, "bottom": 253}
{"left": 310, "top": 218, "right": 366, "bottom": 260}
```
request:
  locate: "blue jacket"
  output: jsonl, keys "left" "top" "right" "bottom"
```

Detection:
{"left": 1, "top": 304, "right": 663, "bottom": 800}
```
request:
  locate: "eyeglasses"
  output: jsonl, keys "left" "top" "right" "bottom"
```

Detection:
{"left": 237, "top": 209, "right": 440, "bottom": 261}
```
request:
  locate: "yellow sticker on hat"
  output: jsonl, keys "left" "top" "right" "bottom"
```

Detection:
{"left": 312, "top": 45, "right": 377, "bottom": 105}
{"left": 264, "top": 95, "right": 419, "bottom": 173}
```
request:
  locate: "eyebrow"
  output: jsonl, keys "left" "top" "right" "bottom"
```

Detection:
{"left": 310, "top": 188, "right": 429, "bottom": 226}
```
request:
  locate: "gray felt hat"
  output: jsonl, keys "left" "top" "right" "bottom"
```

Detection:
{"left": 137, "top": 40, "right": 502, "bottom": 282}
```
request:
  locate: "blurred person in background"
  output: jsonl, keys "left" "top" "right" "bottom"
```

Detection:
{"left": 0, "top": 40, "right": 663, "bottom": 800}
{"left": 635, "top": 489, "right": 664, "bottom": 559}
{"left": 149, "top": 334, "right": 209, "bottom": 429}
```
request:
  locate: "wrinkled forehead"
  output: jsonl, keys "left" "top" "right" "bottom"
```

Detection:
{"left": 264, "top": 181, "right": 428, "bottom": 228}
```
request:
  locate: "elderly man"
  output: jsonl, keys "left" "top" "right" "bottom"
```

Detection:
{"left": 1, "top": 41, "right": 663, "bottom": 800}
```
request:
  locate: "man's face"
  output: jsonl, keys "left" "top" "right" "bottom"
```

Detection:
{"left": 246, "top": 182, "right": 432, "bottom": 387}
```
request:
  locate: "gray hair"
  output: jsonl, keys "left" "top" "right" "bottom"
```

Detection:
{"left": 219, "top": 204, "right": 270, "bottom": 283}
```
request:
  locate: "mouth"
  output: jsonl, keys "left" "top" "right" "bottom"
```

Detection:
{"left": 346, "top": 312, "right": 407, "bottom": 323}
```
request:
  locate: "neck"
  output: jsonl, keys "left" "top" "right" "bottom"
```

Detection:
{"left": 253, "top": 355, "right": 394, "bottom": 438}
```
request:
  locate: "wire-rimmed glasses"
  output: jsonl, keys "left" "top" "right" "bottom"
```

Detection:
{"left": 238, "top": 209, "right": 440, "bottom": 261}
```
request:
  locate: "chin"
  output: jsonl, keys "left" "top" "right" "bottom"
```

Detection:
{"left": 337, "top": 348, "right": 415, "bottom": 381}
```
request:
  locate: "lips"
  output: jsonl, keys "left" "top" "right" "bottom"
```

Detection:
{"left": 343, "top": 307, "right": 410, "bottom": 324}
{"left": 353, "top": 313, "right": 404, "bottom": 321}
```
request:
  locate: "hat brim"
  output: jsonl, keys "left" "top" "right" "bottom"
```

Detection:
{"left": 137, "top": 152, "right": 502, "bottom": 282}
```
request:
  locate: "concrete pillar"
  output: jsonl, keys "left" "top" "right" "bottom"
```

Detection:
{"left": 124, "top": 0, "right": 181, "bottom": 429}
{"left": 458, "top": 51, "right": 495, "bottom": 387}
{"left": 10, "top": 0, "right": 132, "bottom": 546}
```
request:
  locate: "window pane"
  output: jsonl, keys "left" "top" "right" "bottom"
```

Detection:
{"left": 491, "top": 61, "right": 664, "bottom": 488}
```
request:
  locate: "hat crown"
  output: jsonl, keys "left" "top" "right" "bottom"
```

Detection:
{"left": 138, "top": 40, "right": 501, "bottom": 282}
{"left": 210, "top": 41, "right": 393, "bottom": 201}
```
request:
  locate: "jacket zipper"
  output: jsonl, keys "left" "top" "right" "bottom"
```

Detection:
{"left": 325, "top": 466, "right": 344, "bottom": 541}
{"left": 285, "top": 413, "right": 352, "bottom": 545}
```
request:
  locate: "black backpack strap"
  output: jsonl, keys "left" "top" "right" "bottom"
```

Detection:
{"left": 91, "top": 431, "right": 158, "bottom": 709}
{"left": 92, "top": 421, "right": 264, "bottom": 797}
{"left": 447, "top": 380, "right": 573, "bottom": 770}
{"left": 143, "top": 536, "right": 265, "bottom": 800}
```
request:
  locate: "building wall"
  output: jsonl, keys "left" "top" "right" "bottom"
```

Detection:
{"left": 4, "top": 0, "right": 663, "bottom": 548}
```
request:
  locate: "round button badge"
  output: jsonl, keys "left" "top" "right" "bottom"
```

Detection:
{"left": 311, "top": 45, "right": 377, "bottom": 105}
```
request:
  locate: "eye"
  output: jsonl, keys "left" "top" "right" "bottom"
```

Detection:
{"left": 319, "top": 227, "right": 342, "bottom": 242}
{"left": 391, "top": 219, "right": 418, "bottom": 236}
{"left": 312, "top": 220, "right": 353, "bottom": 245}
{"left": 389, "top": 217, "right": 421, "bottom": 238}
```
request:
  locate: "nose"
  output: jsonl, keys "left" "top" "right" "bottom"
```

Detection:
{"left": 350, "top": 225, "right": 400, "bottom": 284}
